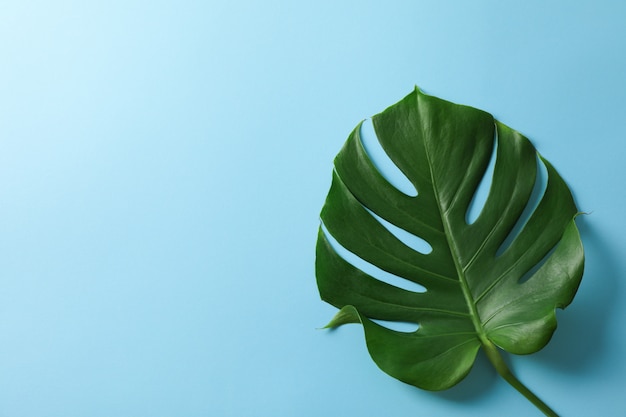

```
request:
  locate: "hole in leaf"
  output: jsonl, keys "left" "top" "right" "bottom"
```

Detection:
{"left": 496, "top": 155, "right": 548, "bottom": 257}
{"left": 518, "top": 242, "right": 558, "bottom": 284}
{"left": 466, "top": 128, "right": 497, "bottom": 224}
{"left": 359, "top": 118, "right": 418, "bottom": 197}
{"left": 371, "top": 319, "right": 420, "bottom": 333}
{"left": 320, "top": 223, "right": 427, "bottom": 293}
{"left": 365, "top": 207, "right": 433, "bottom": 255}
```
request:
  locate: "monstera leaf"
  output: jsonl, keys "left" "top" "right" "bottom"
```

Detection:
{"left": 316, "top": 88, "right": 584, "bottom": 416}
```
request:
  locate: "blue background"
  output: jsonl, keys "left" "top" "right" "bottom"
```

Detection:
{"left": 0, "top": 1, "right": 624, "bottom": 416}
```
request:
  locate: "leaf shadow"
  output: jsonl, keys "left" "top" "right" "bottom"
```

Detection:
{"left": 529, "top": 215, "right": 618, "bottom": 372}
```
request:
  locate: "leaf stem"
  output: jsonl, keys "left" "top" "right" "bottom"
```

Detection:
{"left": 482, "top": 340, "right": 559, "bottom": 417}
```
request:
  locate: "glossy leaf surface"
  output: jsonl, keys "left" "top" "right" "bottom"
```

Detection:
{"left": 316, "top": 88, "right": 584, "bottom": 394}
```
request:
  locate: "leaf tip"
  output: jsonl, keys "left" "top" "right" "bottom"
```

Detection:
{"left": 321, "top": 305, "right": 362, "bottom": 329}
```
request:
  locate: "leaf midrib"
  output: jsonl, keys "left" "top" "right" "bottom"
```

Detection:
{"left": 421, "top": 124, "right": 488, "bottom": 344}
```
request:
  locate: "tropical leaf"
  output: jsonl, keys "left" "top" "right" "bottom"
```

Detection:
{"left": 316, "top": 87, "right": 584, "bottom": 416}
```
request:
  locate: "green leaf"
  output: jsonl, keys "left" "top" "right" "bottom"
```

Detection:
{"left": 316, "top": 87, "right": 584, "bottom": 416}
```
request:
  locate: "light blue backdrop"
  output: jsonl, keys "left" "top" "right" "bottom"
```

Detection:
{"left": 0, "top": 1, "right": 623, "bottom": 416}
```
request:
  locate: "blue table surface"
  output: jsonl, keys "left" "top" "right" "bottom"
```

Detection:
{"left": 0, "top": 1, "right": 624, "bottom": 416}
